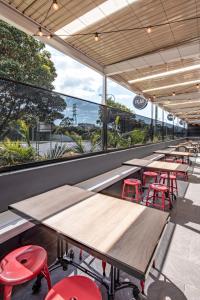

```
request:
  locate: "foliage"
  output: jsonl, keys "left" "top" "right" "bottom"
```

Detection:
{"left": 106, "top": 98, "right": 133, "bottom": 114}
{"left": 130, "top": 129, "right": 147, "bottom": 145}
{"left": 0, "top": 20, "right": 67, "bottom": 138}
{"left": 44, "top": 143, "right": 70, "bottom": 159}
{"left": 0, "top": 139, "right": 35, "bottom": 166}
{"left": 0, "top": 20, "right": 56, "bottom": 88}
{"left": 107, "top": 130, "right": 131, "bottom": 149}
{"left": 16, "top": 120, "right": 30, "bottom": 146}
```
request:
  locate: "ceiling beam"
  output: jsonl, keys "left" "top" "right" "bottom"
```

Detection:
{"left": 154, "top": 91, "right": 200, "bottom": 102}
{"left": 104, "top": 42, "right": 200, "bottom": 76}
{"left": 167, "top": 105, "right": 200, "bottom": 112}
{"left": 0, "top": 1, "right": 104, "bottom": 74}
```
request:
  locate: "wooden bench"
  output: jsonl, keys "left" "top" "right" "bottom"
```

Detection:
{"left": 1, "top": 153, "right": 164, "bottom": 244}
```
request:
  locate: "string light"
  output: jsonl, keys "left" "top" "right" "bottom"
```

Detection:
{"left": 153, "top": 95, "right": 156, "bottom": 99}
{"left": 38, "top": 27, "right": 43, "bottom": 36}
{"left": 196, "top": 84, "right": 200, "bottom": 89}
{"left": 52, "top": 0, "right": 59, "bottom": 10}
{"left": 47, "top": 34, "right": 53, "bottom": 39}
{"left": 147, "top": 26, "right": 152, "bottom": 33}
{"left": 172, "top": 91, "right": 176, "bottom": 96}
{"left": 94, "top": 32, "right": 99, "bottom": 41}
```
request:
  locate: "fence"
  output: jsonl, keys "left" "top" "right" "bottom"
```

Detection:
{"left": 0, "top": 77, "right": 187, "bottom": 170}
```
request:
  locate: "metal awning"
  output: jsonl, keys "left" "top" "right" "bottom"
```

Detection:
{"left": 1, "top": 0, "right": 200, "bottom": 124}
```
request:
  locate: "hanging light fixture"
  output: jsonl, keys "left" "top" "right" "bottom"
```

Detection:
{"left": 196, "top": 84, "right": 200, "bottom": 89}
{"left": 47, "top": 34, "right": 53, "bottom": 39}
{"left": 53, "top": 0, "right": 59, "bottom": 10}
{"left": 147, "top": 26, "right": 152, "bottom": 33}
{"left": 38, "top": 26, "right": 43, "bottom": 36}
{"left": 94, "top": 32, "right": 99, "bottom": 41}
{"left": 172, "top": 91, "right": 176, "bottom": 96}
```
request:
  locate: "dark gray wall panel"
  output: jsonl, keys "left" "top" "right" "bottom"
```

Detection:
{"left": 0, "top": 139, "right": 185, "bottom": 212}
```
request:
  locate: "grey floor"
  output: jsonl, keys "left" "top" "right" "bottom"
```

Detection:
{"left": 1, "top": 160, "right": 200, "bottom": 300}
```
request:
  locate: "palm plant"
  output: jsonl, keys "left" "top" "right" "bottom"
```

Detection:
{"left": 44, "top": 143, "right": 70, "bottom": 159}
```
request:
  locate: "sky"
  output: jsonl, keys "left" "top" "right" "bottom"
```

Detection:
{"left": 46, "top": 45, "right": 182, "bottom": 126}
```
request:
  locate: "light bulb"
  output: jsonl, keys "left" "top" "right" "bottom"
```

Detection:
{"left": 172, "top": 92, "right": 176, "bottom": 96}
{"left": 196, "top": 84, "right": 200, "bottom": 89}
{"left": 147, "top": 26, "right": 152, "bottom": 33}
{"left": 38, "top": 27, "right": 43, "bottom": 36}
{"left": 94, "top": 32, "right": 99, "bottom": 41}
{"left": 47, "top": 34, "right": 53, "bottom": 39}
{"left": 53, "top": 0, "right": 59, "bottom": 10}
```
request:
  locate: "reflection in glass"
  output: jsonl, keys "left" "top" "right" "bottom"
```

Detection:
{"left": 0, "top": 78, "right": 187, "bottom": 169}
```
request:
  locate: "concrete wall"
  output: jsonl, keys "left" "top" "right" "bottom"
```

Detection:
{"left": 0, "top": 139, "right": 185, "bottom": 212}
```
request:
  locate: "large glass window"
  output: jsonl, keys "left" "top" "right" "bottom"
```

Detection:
{"left": 0, "top": 78, "right": 187, "bottom": 170}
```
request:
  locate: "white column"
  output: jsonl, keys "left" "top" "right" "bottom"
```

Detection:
{"left": 102, "top": 75, "right": 107, "bottom": 105}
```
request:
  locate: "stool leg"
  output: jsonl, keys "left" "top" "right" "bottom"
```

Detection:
{"left": 102, "top": 260, "right": 106, "bottom": 276}
{"left": 146, "top": 186, "right": 151, "bottom": 206}
{"left": 143, "top": 175, "right": 146, "bottom": 187}
{"left": 175, "top": 178, "right": 178, "bottom": 194}
{"left": 140, "top": 280, "right": 145, "bottom": 295}
{"left": 41, "top": 264, "right": 51, "bottom": 290}
{"left": 4, "top": 286, "right": 12, "bottom": 300}
{"left": 171, "top": 178, "right": 173, "bottom": 195}
{"left": 135, "top": 185, "right": 139, "bottom": 202}
{"left": 161, "top": 191, "right": 165, "bottom": 211}
{"left": 121, "top": 183, "right": 126, "bottom": 199}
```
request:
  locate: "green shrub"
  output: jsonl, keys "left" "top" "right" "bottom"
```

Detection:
{"left": 0, "top": 139, "right": 36, "bottom": 166}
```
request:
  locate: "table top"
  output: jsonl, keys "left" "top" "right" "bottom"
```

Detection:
{"left": 43, "top": 193, "right": 169, "bottom": 278}
{"left": 9, "top": 185, "right": 169, "bottom": 280}
{"left": 123, "top": 158, "right": 188, "bottom": 172}
{"left": 154, "top": 150, "right": 194, "bottom": 157}
{"left": 10, "top": 185, "right": 94, "bottom": 222}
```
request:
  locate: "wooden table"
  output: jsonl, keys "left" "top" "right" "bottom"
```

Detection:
{"left": 10, "top": 185, "right": 94, "bottom": 222}
{"left": 123, "top": 158, "right": 188, "bottom": 173}
{"left": 10, "top": 185, "right": 169, "bottom": 297}
{"left": 154, "top": 150, "right": 195, "bottom": 163}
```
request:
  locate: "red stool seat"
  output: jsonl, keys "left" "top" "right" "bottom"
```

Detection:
{"left": 0, "top": 245, "right": 51, "bottom": 300}
{"left": 124, "top": 178, "right": 141, "bottom": 185}
{"left": 122, "top": 178, "right": 142, "bottom": 202}
{"left": 45, "top": 276, "right": 102, "bottom": 300}
{"left": 143, "top": 171, "right": 158, "bottom": 187}
{"left": 150, "top": 183, "right": 168, "bottom": 192}
{"left": 146, "top": 183, "right": 172, "bottom": 210}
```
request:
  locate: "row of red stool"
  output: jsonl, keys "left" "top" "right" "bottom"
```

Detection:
{"left": 121, "top": 171, "right": 178, "bottom": 211}
{"left": 0, "top": 245, "right": 102, "bottom": 300}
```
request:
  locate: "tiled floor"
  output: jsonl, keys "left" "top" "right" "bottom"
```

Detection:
{"left": 1, "top": 160, "right": 200, "bottom": 300}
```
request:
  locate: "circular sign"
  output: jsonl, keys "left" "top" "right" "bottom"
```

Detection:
{"left": 167, "top": 113, "right": 174, "bottom": 121}
{"left": 133, "top": 95, "right": 148, "bottom": 110}
{"left": 179, "top": 119, "right": 184, "bottom": 125}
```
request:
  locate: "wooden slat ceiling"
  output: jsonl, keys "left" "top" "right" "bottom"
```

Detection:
{"left": 3, "top": 0, "right": 200, "bottom": 123}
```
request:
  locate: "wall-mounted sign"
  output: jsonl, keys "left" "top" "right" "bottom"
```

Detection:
{"left": 133, "top": 95, "right": 148, "bottom": 110}
{"left": 167, "top": 113, "right": 174, "bottom": 121}
{"left": 179, "top": 119, "right": 184, "bottom": 125}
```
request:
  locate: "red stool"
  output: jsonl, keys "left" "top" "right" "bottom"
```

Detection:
{"left": 121, "top": 178, "right": 142, "bottom": 202}
{"left": 143, "top": 171, "right": 158, "bottom": 187}
{"left": 159, "top": 173, "right": 178, "bottom": 195}
{"left": 176, "top": 159, "right": 183, "bottom": 164}
{"left": 0, "top": 245, "right": 51, "bottom": 300}
{"left": 165, "top": 158, "right": 175, "bottom": 162}
{"left": 45, "top": 275, "right": 102, "bottom": 300}
{"left": 146, "top": 183, "right": 172, "bottom": 210}
{"left": 175, "top": 170, "right": 188, "bottom": 181}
